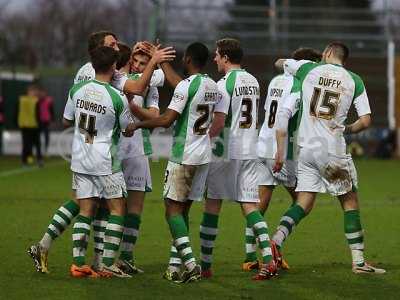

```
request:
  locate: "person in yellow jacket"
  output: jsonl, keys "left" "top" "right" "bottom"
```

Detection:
{"left": 17, "top": 84, "right": 43, "bottom": 166}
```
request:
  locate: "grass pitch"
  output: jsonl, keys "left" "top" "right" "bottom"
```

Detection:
{"left": 0, "top": 156, "right": 399, "bottom": 300}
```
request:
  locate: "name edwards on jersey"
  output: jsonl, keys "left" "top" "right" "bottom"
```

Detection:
{"left": 75, "top": 87, "right": 117, "bottom": 115}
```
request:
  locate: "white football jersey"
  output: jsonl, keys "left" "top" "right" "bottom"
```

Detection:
{"left": 168, "top": 74, "right": 218, "bottom": 165}
{"left": 119, "top": 81, "right": 159, "bottom": 159}
{"left": 257, "top": 73, "right": 294, "bottom": 160}
{"left": 74, "top": 62, "right": 164, "bottom": 88}
{"left": 215, "top": 69, "right": 260, "bottom": 160}
{"left": 284, "top": 59, "right": 371, "bottom": 156}
{"left": 63, "top": 79, "right": 131, "bottom": 175}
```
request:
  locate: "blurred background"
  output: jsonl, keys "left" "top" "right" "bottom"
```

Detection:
{"left": 0, "top": 0, "right": 399, "bottom": 162}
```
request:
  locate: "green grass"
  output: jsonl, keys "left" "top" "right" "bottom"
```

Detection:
{"left": 0, "top": 157, "right": 399, "bottom": 300}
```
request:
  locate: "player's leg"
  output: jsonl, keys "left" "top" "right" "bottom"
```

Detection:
{"left": 91, "top": 200, "right": 109, "bottom": 271}
{"left": 118, "top": 156, "right": 150, "bottom": 274}
{"left": 96, "top": 171, "right": 130, "bottom": 278}
{"left": 338, "top": 191, "right": 385, "bottom": 274}
{"left": 272, "top": 191, "right": 314, "bottom": 250}
{"left": 28, "top": 179, "right": 80, "bottom": 273}
{"left": 118, "top": 190, "right": 144, "bottom": 274}
{"left": 200, "top": 198, "right": 222, "bottom": 277}
{"left": 70, "top": 196, "right": 99, "bottom": 278}
{"left": 242, "top": 184, "right": 273, "bottom": 271}
{"left": 235, "top": 160, "right": 276, "bottom": 280}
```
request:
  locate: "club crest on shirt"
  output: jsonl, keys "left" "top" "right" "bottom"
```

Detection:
{"left": 172, "top": 93, "right": 184, "bottom": 103}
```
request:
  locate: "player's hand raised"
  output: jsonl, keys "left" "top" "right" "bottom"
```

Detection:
{"left": 151, "top": 46, "right": 176, "bottom": 64}
{"left": 133, "top": 41, "right": 157, "bottom": 56}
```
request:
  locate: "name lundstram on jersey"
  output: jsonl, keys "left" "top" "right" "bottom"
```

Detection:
{"left": 234, "top": 86, "right": 259, "bottom": 97}
{"left": 76, "top": 99, "right": 107, "bottom": 115}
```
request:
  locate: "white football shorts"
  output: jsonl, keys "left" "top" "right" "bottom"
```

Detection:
{"left": 121, "top": 156, "right": 152, "bottom": 192}
{"left": 295, "top": 147, "right": 358, "bottom": 196}
{"left": 163, "top": 161, "right": 209, "bottom": 202}
{"left": 72, "top": 171, "right": 127, "bottom": 200}
{"left": 206, "top": 159, "right": 259, "bottom": 203}
{"left": 258, "top": 158, "right": 297, "bottom": 188}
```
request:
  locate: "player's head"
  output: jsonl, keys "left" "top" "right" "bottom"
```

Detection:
{"left": 322, "top": 41, "right": 349, "bottom": 65}
{"left": 214, "top": 38, "right": 243, "bottom": 73}
{"left": 90, "top": 46, "right": 119, "bottom": 75}
{"left": 182, "top": 42, "right": 209, "bottom": 75}
{"left": 291, "top": 47, "right": 322, "bottom": 62}
{"left": 88, "top": 31, "right": 118, "bottom": 53}
{"left": 116, "top": 42, "right": 132, "bottom": 70}
{"left": 131, "top": 49, "right": 151, "bottom": 74}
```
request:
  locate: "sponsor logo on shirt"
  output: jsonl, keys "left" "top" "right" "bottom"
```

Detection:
{"left": 172, "top": 93, "right": 184, "bottom": 103}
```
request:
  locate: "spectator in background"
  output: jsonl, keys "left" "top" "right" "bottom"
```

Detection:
{"left": 17, "top": 84, "right": 43, "bottom": 167}
{"left": 38, "top": 87, "right": 54, "bottom": 155}
{"left": 0, "top": 96, "right": 4, "bottom": 155}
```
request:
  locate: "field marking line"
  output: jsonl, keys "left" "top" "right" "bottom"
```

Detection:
{"left": 0, "top": 160, "right": 67, "bottom": 178}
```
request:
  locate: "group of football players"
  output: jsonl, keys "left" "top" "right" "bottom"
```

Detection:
{"left": 28, "top": 30, "right": 386, "bottom": 283}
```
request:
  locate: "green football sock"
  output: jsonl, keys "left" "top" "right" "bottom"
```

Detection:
{"left": 102, "top": 215, "right": 124, "bottom": 267}
{"left": 72, "top": 215, "right": 92, "bottom": 266}
{"left": 246, "top": 211, "right": 272, "bottom": 264}
{"left": 40, "top": 199, "right": 79, "bottom": 251}
{"left": 93, "top": 207, "right": 109, "bottom": 255}
{"left": 120, "top": 213, "right": 141, "bottom": 261}
{"left": 344, "top": 210, "right": 365, "bottom": 266}
{"left": 200, "top": 212, "right": 219, "bottom": 271}
{"left": 272, "top": 204, "right": 306, "bottom": 249}
{"left": 168, "top": 215, "right": 196, "bottom": 271}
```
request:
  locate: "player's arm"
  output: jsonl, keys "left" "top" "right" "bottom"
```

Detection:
{"left": 129, "top": 87, "right": 160, "bottom": 121}
{"left": 345, "top": 76, "right": 372, "bottom": 134}
{"left": 160, "top": 62, "right": 182, "bottom": 88}
{"left": 209, "top": 112, "right": 226, "bottom": 138}
{"left": 275, "top": 59, "right": 312, "bottom": 76}
{"left": 126, "top": 80, "right": 188, "bottom": 135}
{"left": 209, "top": 81, "right": 230, "bottom": 138}
{"left": 122, "top": 46, "right": 176, "bottom": 96}
{"left": 273, "top": 91, "right": 299, "bottom": 172}
{"left": 62, "top": 91, "right": 75, "bottom": 128}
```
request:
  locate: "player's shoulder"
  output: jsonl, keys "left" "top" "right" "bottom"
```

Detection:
{"left": 69, "top": 79, "right": 92, "bottom": 98}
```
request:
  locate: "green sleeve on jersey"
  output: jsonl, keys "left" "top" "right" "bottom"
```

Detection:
{"left": 226, "top": 71, "right": 237, "bottom": 97}
{"left": 68, "top": 80, "right": 92, "bottom": 99}
{"left": 294, "top": 62, "right": 320, "bottom": 83}
{"left": 170, "top": 75, "right": 201, "bottom": 163}
{"left": 128, "top": 73, "right": 141, "bottom": 81}
{"left": 348, "top": 71, "right": 365, "bottom": 100}
{"left": 105, "top": 84, "right": 125, "bottom": 172}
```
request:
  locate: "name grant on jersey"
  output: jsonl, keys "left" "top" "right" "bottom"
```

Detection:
{"left": 319, "top": 77, "right": 341, "bottom": 88}
{"left": 234, "top": 86, "right": 259, "bottom": 97}
{"left": 76, "top": 99, "right": 107, "bottom": 115}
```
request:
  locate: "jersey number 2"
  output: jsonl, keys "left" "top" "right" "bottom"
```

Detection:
{"left": 78, "top": 113, "right": 97, "bottom": 144}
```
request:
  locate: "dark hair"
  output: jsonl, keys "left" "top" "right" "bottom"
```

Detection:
{"left": 116, "top": 42, "right": 132, "bottom": 70}
{"left": 88, "top": 30, "right": 117, "bottom": 53}
{"left": 90, "top": 46, "right": 119, "bottom": 74}
{"left": 291, "top": 47, "right": 322, "bottom": 62}
{"left": 185, "top": 42, "right": 209, "bottom": 68}
{"left": 325, "top": 41, "right": 349, "bottom": 63}
{"left": 216, "top": 38, "right": 243, "bottom": 64}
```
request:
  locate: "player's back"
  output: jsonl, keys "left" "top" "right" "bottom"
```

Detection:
{"left": 169, "top": 74, "right": 218, "bottom": 165}
{"left": 257, "top": 73, "right": 293, "bottom": 159}
{"left": 66, "top": 79, "right": 128, "bottom": 175}
{"left": 297, "top": 62, "right": 364, "bottom": 155}
{"left": 221, "top": 69, "right": 260, "bottom": 160}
